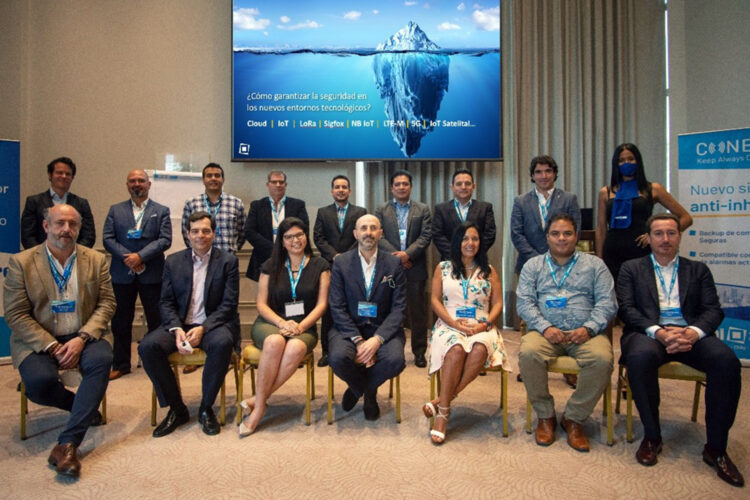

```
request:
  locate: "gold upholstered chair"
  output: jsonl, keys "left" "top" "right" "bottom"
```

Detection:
{"left": 327, "top": 367, "right": 401, "bottom": 424}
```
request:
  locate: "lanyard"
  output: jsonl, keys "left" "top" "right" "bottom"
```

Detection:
{"left": 395, "top": 201, "right": 410, "bottom": 229}
{"left": 364, "top": 262, "right": 377, "bottom": 300}
{"left": 651, "top": 254, "right": 679, "bottom": 303}
{"left": 270, "top": 196, "right": 287, "bottom": 225}
{"left": 48, "top": 252, "right": 77, "bottom": 294}
{"left": 133, "top": 205, "right": 146, "bottom": 229}
{"left": 545, "top": 252, "right": 579, "bottom": 289}
{"left": 460, "top": 265, "right": 477, "bottom": 302}
{"left": 538, "top": 196, "right": 551, "bottom": 227}
{"left": 337, "top": 203, "right": 348, "bottom": 232}
{"left": 286, "top": 255, "right": 306, "bottom": 301}
{"left": 453, "top": 199, "right": 470, "bottom": 223}
{"left": 202, "top": 194, "right": 221, "bottom": 217}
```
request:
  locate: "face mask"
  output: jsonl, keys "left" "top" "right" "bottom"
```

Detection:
{"left": 619, "top": 162, "right": 637, "bottom": 177}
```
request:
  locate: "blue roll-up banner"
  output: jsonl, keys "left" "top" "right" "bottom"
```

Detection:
{"left": 0, "top": 139, "right": 21, "bottom": 361}
{"left": 678, "top": 127, "right": 750, "bottom": 365}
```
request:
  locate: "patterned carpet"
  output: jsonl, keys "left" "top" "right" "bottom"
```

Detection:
{"left": 1, "top": 328, "right": 747, "bottom": 498}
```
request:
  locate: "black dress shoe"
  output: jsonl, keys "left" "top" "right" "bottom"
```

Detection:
{"left": 198, "top": 407, "right": 221, "bottom": 435}
{"left": 317, "top": 354, "right": 329, "bottom": 367}
{"left": 342, "top": 388, "right": 360, "bottom": 412}
{"left": 703, "top": 445, "right": 745, "bottom": 487}
{"left": 153, "top": 408, "right": 189, "bottom": 437}
{"left": 363, "top": 390, "right": 380, "bottom": 421}
{"left": 48, "top": 443, "right": 81, "bottom": 477}
{"left": 414, "top": 354, "right": 427, "bottom": 368}
{"left": 635, "top": 438, "right": 662, "bottom": 466}
{"left": 89, "top": 410, "right": 104, "bottom": 427}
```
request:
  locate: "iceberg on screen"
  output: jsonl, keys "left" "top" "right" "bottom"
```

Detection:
{"left": 373, "top": 22, "right": 449, "bottom": 157}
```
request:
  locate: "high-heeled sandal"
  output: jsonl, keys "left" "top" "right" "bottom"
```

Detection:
{"left": 422, "top": 401, "right": 437, "bottom": 419}
{"left": 430, "top": 405, "right": 451, "bottom": 445}
{"left": 240, "top": 399, "right": 254, "bottom": 417}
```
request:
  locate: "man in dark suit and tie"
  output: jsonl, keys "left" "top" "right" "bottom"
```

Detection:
{"left": 375, "top": 170, "right": 432, "bottom": 368}
{"left": 618, "top": 213, "right": 743, "bottom": 486}
{"left": 103, "top": 170, "right": 172, "bottom": 380}
{"left": 21, "top": 157, "right": 96, "bottom": 249}
{"left": 328, "top": 214, "right": 406, "bottom": 420}
{"left": 4, "top": 204, "right": 115, "bottom": 477}
{"left": 244, "top": 170, "right": 309, "bottom": 281}
{"left": 313, "top": 174, "right": 367, "bottom": 367}
{"left": 138, "top": 211, "right": 240, "bottom": 437}
{"left": 432, "top": 169, "right": 496, "bottom": 260}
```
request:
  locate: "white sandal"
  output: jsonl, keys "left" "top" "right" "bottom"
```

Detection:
{"left": 422, "top": 401, "right": 437, "bottom": 419}
{"left": 430, "top": 405, "right": 451, "bottom": 445}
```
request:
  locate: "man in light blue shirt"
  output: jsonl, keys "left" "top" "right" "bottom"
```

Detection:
{"left": 517, "top": 213, "right": 616, "bottom": 452}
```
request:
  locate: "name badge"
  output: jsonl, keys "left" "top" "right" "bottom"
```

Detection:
{"left": 358, "top": 301, "right": 378, "bottom": 318}
{"left": 51, "top": 299, "right": 76, "bottom": 314}
{"left": 660, "top": 307, "right": 682, "bottom": 318}
{"left": 285, "top": 301, "right": 305, "bottom": 317}
{"left": 455, "top": 306, "right": 476, "bottom": 319}
{"left": 127, "top": 229, "right": 143, "bottom": 239}
{"left": 545, "top": 296, "right": 568, "bottom": 309}
{"left": 272, "top": 227, "right": 278, "bottom": 235}
{"left": 398, "top": 229, "right": 407, "bottom": 246}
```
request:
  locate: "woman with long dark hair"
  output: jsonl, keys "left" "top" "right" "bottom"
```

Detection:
{"left": 239, "top": 217, "right": 330, "bottom": 436}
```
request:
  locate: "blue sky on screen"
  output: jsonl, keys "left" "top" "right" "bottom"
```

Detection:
{"left": 233, "top": 1, "right": 500, "bottom": 49}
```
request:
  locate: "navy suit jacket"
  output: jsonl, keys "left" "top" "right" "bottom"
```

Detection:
{"left": 617, "top": 255, "right": 724, "bottom": 343}
{"left": 375, "top": 200, "right": 432, "bottom": 281}
{"left": 329, "top": 248, "right": 406, "bottom": 343}
{"left": 160, "top": 248, "right": 240, "bottom": 341}
{"left": 21, "top": 191, "right": 96, "bottom": 249}
{"left": 432, "top": 200, "right": 496, "bottom": 260}
{"left": 313, "top": 203, "right": 367, "bottom": 263}
{"left": 102, "top": 199, "right": 172, "bottom": 284}
{"left": 244, "top": 196, "right": 309, "bottom": 280}
{"left": 510, "top": 188, "right": 581, "bottom": 274}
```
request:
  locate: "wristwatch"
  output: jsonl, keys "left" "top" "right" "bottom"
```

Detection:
{"left": 78, "top": 332, "right": 92, "bottom": 343}
{"left": 583, "top": 326, "right": 594, "bottom": 337}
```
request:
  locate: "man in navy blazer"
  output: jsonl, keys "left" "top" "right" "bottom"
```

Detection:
{"left": 244, "top": 170, "right": 309, "bottom": 281}
{"left": 313, "top": 175, "right": 367, "bottom": 366}
{"left": 511, "top": 155, "right": 581, "bottom": 275}
{"left": 103, "top": 170, "right": 172, "bottom": 380}
{"left": 618, "top": 213, "right": 743, "bottom": 486}
{"left": 328, "top": 214, "right": 406, "bottom": 420}
{"left": 432, "top": 169, "right": 496, "bottom": 260}
{"left": 139, "top": 212, "right": 240, "bottom": 437}
{"left": 21, "top": 157, "right": 96, "bottom": 249}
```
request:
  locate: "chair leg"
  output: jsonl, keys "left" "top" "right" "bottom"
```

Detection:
{"left": 429, "top": 372, "right": 436, "bottom": 428}
{"left": 310, "top": 355, "right": 316, "bottom": 400}
{"left": 20, "top": 382, "right": 27, "bottom": 440}
{"left": 626, "top": 379, "right": 634, "bottom": 443}
{"left": 501, "top": 370, "right": 508, "bottom": 437}
{"left": 250, "top": 364, "right": 257, "bottom": 396}
{"left": 219, "top": 380, "right": 226, "bottom": 425}
{"left": 692, "top": 381, "right": 703, "bottom": 422}
{"left": 151, "top": 388, "right": 157, "bottom": 426}
{"left": 615, "top": 364, "right": 625, "bottom": 414}
{"left": 305, "top": 357, "right": 311, "bottom": 425}
{"left": 236, "top": 359, "right": 244, "bottom": 425}
{"left": 395, "top": 375, "right": 401, "bottom": 423}
{"left": 605, "top": 381, "right": 613, "bottom": 446}
{"left": 525, "top": 398, "right": 532, "bottom": 434}
{"left": 327, "top": 367, "right": 334, "bottom": 425}
{"left": 101, "top": 393, "right": 108, "bottom": 425}
{"left": 389, "top": 377, "right": 394, "bottom": 399}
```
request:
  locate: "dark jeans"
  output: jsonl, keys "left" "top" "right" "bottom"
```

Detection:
{"left": 111, "top": 281, "right": 162, "bottom": 372}
{"left": 328, "top": 330, "right": 405, "bottom": 397}
{"left": 405, "top": 280, "right": 428, "bottom": 357}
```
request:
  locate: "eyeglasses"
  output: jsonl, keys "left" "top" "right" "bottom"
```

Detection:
{"left": 283, "top": 232, "right": 306, "bottom": 242}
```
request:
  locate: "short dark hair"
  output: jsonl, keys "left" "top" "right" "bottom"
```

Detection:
{"left": 452, "top": 169, "right": 473, "bottom": 184}
{"left": 545, "top": 213, "right": 577, "bottom": 234}
{"left": 47, "top": 157, "right": 76, "bottom": 177}
{"left": 188, "top": 211, "right": 216, "bottom": 231}
{"left": 646, "top": 213, "right": 680, "bottom": 233}
{"left": 202, "top": 162, "right": 224, "bottom": 178}
{"left": 331, "top": 175, "right": 350, "bottom": 188}
{"left": 268, "top": 170, "right": 287, "bottom": 182}
{"left": 390, "top": 169, "right": 412, "bottom": 186}
{"left": 529, "top": 155, "right": 558, "bottom": 182}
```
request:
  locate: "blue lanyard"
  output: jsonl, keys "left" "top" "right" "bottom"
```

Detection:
{"left": 395, "top": 201, "right": 410, "bottom": 229}
{"left": 460, "top": 265, "right": 476, "bottom": 302}
{"left": 286, "top": 255, "right": 306, "bottom": 301}
{"left": 453, "top": 199, "right": 470, "bottom": 222}
{"left": 651, "top": 254, "right": 679, "bottom": 302}
{"left": 337, "top": 203, "right": 348, "bottom": 232}
{"left": 47, "top": 252, "right": 77, "bottom": 294}
{"left": 545, "top": 252, "right": 579, "bottom": 289}
{"left": 133, "top": 205, "right": 146, "bottom": 229}
{"left": 364, "top": 262, "right": 377, "bottom": 300}
{"left": 538, "top": 196, "right": 551, "bottom": 227}
{"left": 269, "top": 196, "right": 287, "bottom": 225}
{"left": 202, "top": 194, "right": 221, "bottom": 217}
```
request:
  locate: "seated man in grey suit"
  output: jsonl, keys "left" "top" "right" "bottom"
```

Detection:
{"left": 139, "top": 211, "right": 240, "bottom": 437}
{"left": 328, "top": 214, "right": 406, "bottom": 420}
{"left": 103, "top": 169, "right": 172, "bottom": 380}
{"left": 375, "top": 170, "right": 432, "bottom": 367}
{"left": 4, "top": 204, "right": 115, "bottom": 477}
{"left": 618, "top": 213, "right": 743, "bottom": 487}
{"left": 313, "top": 174, "right": 367, "bottom": 367}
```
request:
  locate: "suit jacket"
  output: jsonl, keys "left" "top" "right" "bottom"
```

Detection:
{"left": 432, "top": 199, "right": 496, "bottom": 260}
{"left": 510, "top": 188, "right": 581, "bottom": 274}
{"left": 160, "top": 247, "right": 240, "bottom": 341}
{"left": 328, "top": 248, "right": 406, "bottom": 342}
{"left": 313, "top": 202, "right": 367, "bottom": 263}
{"left": 617, "top": 255, "right": 724, "bottom": 341}
{"left": 375, "top": 200, "right": 432, "bottom": 281}
{"left": 21, "top": 191, "right": 96, "bottom": 249}
{"left": 102, "top": 199, "right": 172, "bottom": 284}
{"left": 244, "top": 196, "right": 309, "bottom": 280}
{"left": 3, "top": 244, "right": 116, "bottom": 369}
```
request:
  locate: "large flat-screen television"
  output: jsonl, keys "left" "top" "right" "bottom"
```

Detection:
{"left": 232, "top": 1, "right": 501, "bottom": 161}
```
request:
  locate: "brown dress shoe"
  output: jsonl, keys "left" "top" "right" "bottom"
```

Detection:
{"left": 560, "top": 416, "right": 590, "bottom": 452}
{"left": 48, "top": 443, "right": 81, "bottom": 477}
{"left": 109, "top": 369, "right": 130, "bottom": 380}
{"left": 563, "top": 373, "right": 578, "bottom": 388}
{"left": 535, "top": 416, "right": 556, "bottom": 446}
{"left": 702, "top": 445, "right": 745, "bottom": 487}
{"left": 635, "top": 438, "right": 662, "bottom": 466}
{"left": 182, "top": 365, "right": 199, "bottom": 374}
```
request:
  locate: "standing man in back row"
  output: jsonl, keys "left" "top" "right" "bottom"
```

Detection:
{"left": 432, "top": 169, "right": 496, "bottom": 260}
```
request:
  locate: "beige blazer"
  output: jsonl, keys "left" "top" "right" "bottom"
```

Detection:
{"left": 3, "top": 244, "right": 115, "bottom": 369}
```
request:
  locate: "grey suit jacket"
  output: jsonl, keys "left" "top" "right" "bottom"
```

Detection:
{"left": 375, "top": 200, "right": 432, "bottom": 281}
{"left": 3, "top": 244, "right": 116, "bottom": 368}
{"left": 313, "top": 203, "right": 367, "bottom": 263}
{"left": 510, "top": 188, "right": 581, "bottom": 274}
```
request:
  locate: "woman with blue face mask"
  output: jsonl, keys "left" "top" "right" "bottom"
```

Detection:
{"left": 595, "top": 143, "right": 692, "bottom": 282}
